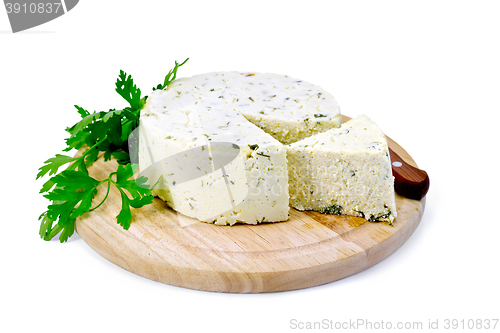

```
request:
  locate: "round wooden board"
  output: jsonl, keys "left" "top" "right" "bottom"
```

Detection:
{"left": 75, "top": 117, "right": 426, "bottom": 293}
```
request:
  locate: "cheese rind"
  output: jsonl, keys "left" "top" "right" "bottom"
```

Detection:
{"left": 287, "top": 115, "right": 397, "bottom": 223}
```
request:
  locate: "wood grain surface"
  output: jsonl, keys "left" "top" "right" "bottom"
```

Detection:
{"left": 75, "top": 116, "right": 426, "bottom": 293}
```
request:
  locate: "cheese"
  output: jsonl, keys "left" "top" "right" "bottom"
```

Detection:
{"left": 136, "top": 72, "right": 324, "bottom": 225}
{"left": 137, "top": 72, "right": 341, "bottom": 225}
{"left": 287, "top": 115, "right": 397, "bottom": 223}
{"left": 137, "top": 71, "right": 397, "bottom": 226}
{"left": 163, "top": 72, "right": 342, "bottom": 144}
{"left": 223, "top": 72, "right": 342, "bottom": 144}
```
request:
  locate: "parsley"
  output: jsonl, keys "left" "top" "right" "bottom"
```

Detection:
{"left": 320, "top": 204, "right": 343, "bottom": 215}
{"left": 152, "top": 58, "right": 189, "bottom": 91}
{"left": 369, "top": 210, "right": 393, "bottom": 223}
{"left": 37, "top": 58, "right": 189, "bottom": 242}
{"left": 256, "top": 152, "right": 270, "bottom": 158}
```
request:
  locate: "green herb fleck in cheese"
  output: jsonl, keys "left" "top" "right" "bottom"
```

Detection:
{"left": 287, "top": 115, "right": 397, "bottom": 223}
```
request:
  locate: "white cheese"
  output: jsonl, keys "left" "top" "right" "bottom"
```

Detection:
{"left": 287, "top": 115, "right": 397, "bottom": 223}
{"left": 137, "top": 71, "right": 397, "bottom": 225}
{"left": 165, "top": 72, "right": 342, "bottom": 144}
{"left": 137, "top": 72, "right": 302, "bottom": 225}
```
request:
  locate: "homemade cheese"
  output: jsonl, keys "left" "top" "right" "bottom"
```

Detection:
{"left": 287, "top": 115, "right": 397, "bottom": 223}
{"left": 138, "top": 72, "right": 397, "bottom": 225}
{"left": 137, "top": 72, "right": 340, "bottom": 225}
{"left": 163, "top": 72, "right": 342, "bottom": 144}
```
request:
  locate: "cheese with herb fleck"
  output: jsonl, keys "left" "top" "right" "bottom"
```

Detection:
{"left": 138, "top": 72, "right": 341, "bottom": 225}
{"left": 139, "top": 73, "right": 301, "bottom": 225}
{"left": 138, "top": 72, "right": 397, "bottom": 225}
{"left": 166, "top": 72, "right": 342, "bottom": 144}
{"left": 287, "top": 115, "right": 397, "bottom": 223}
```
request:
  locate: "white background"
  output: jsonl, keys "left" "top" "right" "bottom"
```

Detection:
{"left": 1, "top": 1, "right": 499, "bottom": 332}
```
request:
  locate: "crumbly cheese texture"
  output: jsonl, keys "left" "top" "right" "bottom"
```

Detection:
{"left": 137, "top": 72, "right": 341, "bottom": 225}
{"left": 287, "top": 115, "right": 397, "bottom": 223}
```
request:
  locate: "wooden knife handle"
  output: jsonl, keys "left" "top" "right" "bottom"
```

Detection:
{"left": 389, "top": 148, "right": 429, "bottom": 200}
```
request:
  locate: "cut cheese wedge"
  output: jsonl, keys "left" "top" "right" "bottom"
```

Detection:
{"left": 287, "top": 115, "right": 397, "bottom": 223}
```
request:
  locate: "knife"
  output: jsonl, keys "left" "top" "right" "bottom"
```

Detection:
{"left": 389, "top": 147, "right": 430, "bottom": 200}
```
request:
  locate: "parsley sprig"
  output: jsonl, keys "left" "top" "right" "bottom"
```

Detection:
{"left": 37, "top": 58, "right": 189, "bottom": 242}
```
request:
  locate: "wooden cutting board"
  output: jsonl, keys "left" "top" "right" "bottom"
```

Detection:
{"left": 75, "top": 117, "right": 426, "bottom": 293}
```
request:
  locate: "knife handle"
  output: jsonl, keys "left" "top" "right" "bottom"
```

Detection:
{"left": 389, "top": 148, "right": 430, "bottom": 200}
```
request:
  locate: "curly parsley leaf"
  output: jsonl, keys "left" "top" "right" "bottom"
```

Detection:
{"left": 114, "top": 164, "right": 154, "bottom": 229}
{"left": 153, "top": 58, "right": 189, "bottom": 91}
{"left": 66, "top": 109, "right": 106, "bottom": 137}
{"left": 36, "top": 154, "right": 78, "bottom": 180}
{"left": 64, "top": 130, "right": 92, "bottom": 152}
{"left": 40, "top": 165, "right": 154, "bottom": 241}
{"left": 37, "top": 59, "right": 189, "bottom": 242}
{"left": 115, "top": 70, "right": 145, "bottom": 111}
{"left": 75, "top": 105, "right": 90, "bottom": 118}
{"left": 44, "top": 170, "right": 100, "bottom": 214}
{"left": 40, "top": 170, "right": 100, "bottom": 242}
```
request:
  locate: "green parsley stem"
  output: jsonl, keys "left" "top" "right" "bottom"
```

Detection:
{"left": 66, "top": 135, "right": 110, "bottom": 172}
{"left": 88, "top": 174, "right": 115, "bottom": 212}
{"left": 38, "top": 60, "right": 187, "bottom": 242}
{"left": 46, "top": 224, "right": 63, "bottom": 241}
{"left": 80, "top": 135, "right": 110, "bottom": 159}
{"left": 84, "top": 137, "right": 107, "bottom": 154}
